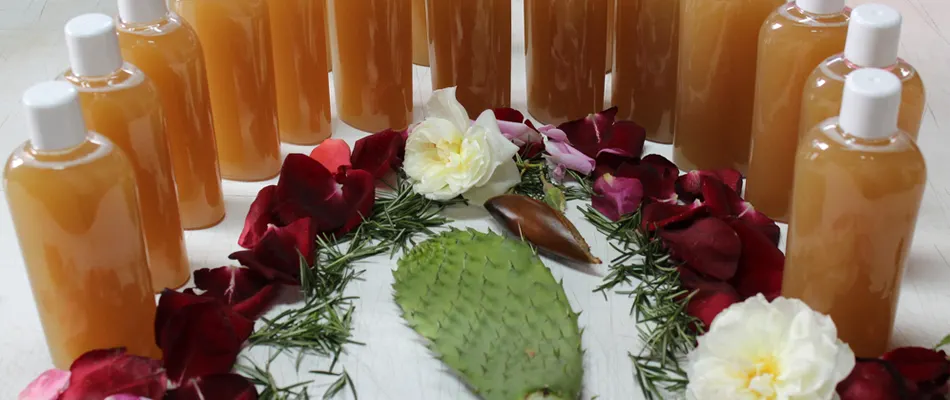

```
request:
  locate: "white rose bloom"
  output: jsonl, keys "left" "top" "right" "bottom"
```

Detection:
{"left": 404, "top": 88, "right": 520, "bottom": 204}
{"left": 686, "top": 294, "right": 855, "bottom": 400}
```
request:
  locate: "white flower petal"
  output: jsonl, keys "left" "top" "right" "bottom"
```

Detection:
{"left": 425, "top": 88, "right": 471, "bottom": 133}
{"left": 471, "top": 110, "right": 519, "bottom": 187}
{"left": 462, "top": 160, "right": 520, "bottom": 205}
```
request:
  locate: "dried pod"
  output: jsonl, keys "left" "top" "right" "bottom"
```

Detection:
{"left": 484, "top": 194, "right": 601, "bottom": 264}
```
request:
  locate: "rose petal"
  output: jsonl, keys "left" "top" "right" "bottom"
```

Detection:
{"left": 882, "top": 347, "right": 950, "bottom": 395}
{"left": 495, "top": 109, "right": 545, "bottom": 159}
{"left": 19, "top": 369, "right": 70, "bottom": 400}
{"left": 155, "top": 291, "right": 254, "bottom": 385}
{"left": 493, "top": 107, "right": 526, "bottom": 123}
{"left": 472, "top": 110, "right": 521, "bottom": 187}
{"left": 193, "top": 266, "right": 279, "bottom": 319}
{"left": 701, "top": 178, "right": 780, "bottom": 246}
{"left": 166, "top": 373, "right": 258, "bottom": 400}
{"left": 426, "top": 87, "right": 471, "bottom": 133}
{"left": 538, "top": 124, "right": 569, "bottom": 143}
{"left": 641, "top": 201, "right": 707, "bottom": 232}
{"left": 594, "top": 121, "right": 648, "bottom": 170}
{"left": 675, "top": 169, "right": 743, "bottom": 203}
{"left": 351, "top": 129, "right": 407, "bottom": 178}
{"left": 229, "top": 217, "right": 315, "bottom": 285}
{"left": 837, "top": 359, "right": 908, "bottom": 400}
{"left": 727, "top": 220, "right": 785, "bottom": 300}
{"left": 60, "top": 348, "right": 166, "bottom": 400}
{"left": 592, "top": 174, "right": 644, "bottom": 222}
{"left": 275, "top": 154, "right": 375, "bottom": 236}
{"left": 682, "top": 276, "right": 741, "bottom": 330}
{"left": 463, "top": 160, "right": 522, "bottom": 206}
{"left": 616, "top": 154, "right": 678, "bottom": 203}
{"left": 544, "top": 140, "right": 595, "bottom": 178}
{"left": 659, "top": 217, "right": 741, "bottom": 280}
{"left": 559, "top": 107, "right": 619, "bottom": 159}
{"left": 237, "top": 185, "right": 278, "bottom": 249}
{"left": 308, "top": 138, "right": 352, "bottom": 174}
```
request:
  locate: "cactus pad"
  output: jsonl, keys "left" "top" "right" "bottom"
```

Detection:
{"left": 393, "top": 229, "right": 583, "bottom": 400}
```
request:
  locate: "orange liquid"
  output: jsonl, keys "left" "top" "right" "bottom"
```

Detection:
{"left": 117, "top": 13, "right": 226, "bottom": 230}
{"left": 611, "top": 0, "right": 679, "bottom": 144}
{"left": 412, "top": 0, "right": 429, "bottom": 66}
{"left": 745, "top": 4, "right": 850, "bottom": 222}
{"left": 63, "top": 66, "right": 190, "bottom": 292}
{"left": 4, "top": 134, "right": 161, "bottom": 368}
{"left": 606, "top": 0, "right": 614, "bottom": 73}
{"left": 672, "top": 0, "right": 784, "bottom": 172}
{"left": 427, "top": 0, "right": 511, "bottom": 119}
{"left": 329, "top": 0, "right": 412, "bottom": 133}
{"left": 783, "top": 122, "right": 925, "bottom": 358}
{"left": 526, "top": 0, "right": 608, "bottom": 125}
{"left": 173, "top": 0, "right": 281, "bottom": 181}
{"left": 325, "top": 0, "right": 332, "bottom": 72}
{"left": 800, "top": 55, "right": 925, "bottom": 141}
{"left": 269, "top": 0, "right": 332, "bottom": 145}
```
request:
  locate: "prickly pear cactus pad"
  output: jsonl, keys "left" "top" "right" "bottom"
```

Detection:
{"left": 392, "top": 229, "right": 584, "bottom": 400}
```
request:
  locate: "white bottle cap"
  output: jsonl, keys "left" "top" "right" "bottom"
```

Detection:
{"left": 839, "top": 68, "right": 902, "bottom": 139}
{"left": 118, "top": 0, "right": 168, "bottom": 24}
{"left": 64, "top": 13, "right": 123, "bottom": 77}
{"left": 22, "top": 81, "right": 88, "bottom": 151}
{"left": 796, "top": 0, "right": 846, "bottom": 15}
{"left": 844, "top": 4, "right": 902, "bottom": 68}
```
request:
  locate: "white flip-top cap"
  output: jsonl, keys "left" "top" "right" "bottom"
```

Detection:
{"left": 64, "top": 13, "right": 123, "bottom": 77}
{"left": 118, "top": 0, "right": 168, "bottom": 24}
{"left": 839, "top": 68, "right": 902, "bottom": 139}
{"left": 845, "top": 4, "right": 902, "bottom": 68}
{"left": 23, "top": 81, "right": 88, "bottom": 151}
{"left": 797, "top": 0, "right": 846, "bottom": 15}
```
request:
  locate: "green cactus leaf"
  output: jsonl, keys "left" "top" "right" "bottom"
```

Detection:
{"left": 393, "top": 229, "right": 584, "bottom": 400}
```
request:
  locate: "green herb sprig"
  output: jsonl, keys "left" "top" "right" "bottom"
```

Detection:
{"left": 513, "top": 155, "right": 590, "bottom": 202}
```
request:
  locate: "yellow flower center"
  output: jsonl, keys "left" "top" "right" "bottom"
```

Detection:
{"left": 745, "top": 357, "right": 780, "bottom": 400}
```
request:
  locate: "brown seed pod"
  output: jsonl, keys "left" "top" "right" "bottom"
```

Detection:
{"left": 484, "top": 194, "right": 601, "bottom": 264}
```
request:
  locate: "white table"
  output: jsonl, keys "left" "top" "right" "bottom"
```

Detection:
{"left": 1, "top": 0, "right": 949, "bottom": 398}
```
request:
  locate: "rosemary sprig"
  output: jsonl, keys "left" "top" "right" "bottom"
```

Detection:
{"left": 362, "top": 175, "right": 463, "bottom": 254}
{"left": 581, "top": 205, "right": 699, "bottom": 400}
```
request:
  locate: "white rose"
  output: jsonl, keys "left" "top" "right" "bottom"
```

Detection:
{"left": 686, "top": 294, "right": 855, "bottom": 400}
{"left": 404, "top": 88, "right": 520, "bottom": 204}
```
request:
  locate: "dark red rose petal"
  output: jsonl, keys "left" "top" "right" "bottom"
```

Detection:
{"left": 193, "top": 266, "right": 279, "bottom": 319}
{"left": 154, "top": 289, "right": 214, "bottom": 346}
{"left": 684, "top": 280, "right": 741, "bottom": 330}
{"left": 493, "top": 107, "right": 526, "bottom": 123}
{"left": 335, "top": 168, "right": 376, "bottom": 235}
{"left": 837, "top": 359, "right": 908, "bottom": 400}
{"left": 229, "top": 217, "right": 315, "bottom": 285}
{"left": 728, "top": 220, "right": 785, "bottom": 300}
{"left": 701, "top": 178, "right": 781, "bottom": 246}
{"left": 166, "top": 373, "right": 258, "bottom": 400}
{"left": 156, "top": 291, "right": 254, "bottom": 385}
{"left": 560, "top": 107, "right": 619, "bottom": 159}
{"left": 237, "top": 185, "right": 278, "bottom": 249}
{"left": 351, "top": 129, "right": 407, "bottom": 178}
{"left": 616, "top": 154, "right": 678, "bottom": 203}
{"left": 883, "top": 347, "right": 950, "bottom": 396}
{"left": 594, "top": 121, "right": 647, "bottom": 170}
{"left": 675, "top": 169, "right": 743, "bottom": 203}
{"left": 659, "top": 217, "right": 741, "bottom": 281}
{"left": 641, "top": 201, "right": 707, "bottom": 232}
{"left": 60, "top": 348, "right": 166, "bottom": 400}
{"left": 736, "top": 202, "right": 782, "bottom": 247}
{"left": 592, "top": 174, "right": 643, "bottom": 222}
{"left": 274, "top": 154, "right": 343, "bottom": 230}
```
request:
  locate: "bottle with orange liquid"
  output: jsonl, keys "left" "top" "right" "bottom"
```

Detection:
{"left": 611, "top": 0, "right": 679, "bottom": 144}
{"left": 116, "top": 0, "right": 226, "bottom": 230}
{"left": 412, "top": 0, "right": 429, "bottom": 66}
{"left": 427, "top": 0, "right": 511, "bottom": 119}
{"left": 172, "top": 0, "right": 281, "bottom": 181}
{"left": 745, "top": 0, "right": 851, "bottom": 222}
{"left": 329, "top": 0, "right": 412, "bottom": 133}
{"left": 606, "top": 0, "right": 615, "bottom": 73}
{"left": 783, "top": 68, "right": 926, "bottom": 358}
{"left": 325, "top": 0, "right": 332, "bottom": 72}
{"left": 526, "top": 0, "right": 608, "bottom": 125}
{"left": 61, "top": 14, "right": 189, "bottom": 292}
{"left": 672, "top": 0, "right": 784, "bottom": 172}
{"left": 800, "top": 4, "right": 925, "bottom": 140}
{"left": 267, "top": 0, "right": 332, "bottom": 145}
{"left": 4, "top": 82, "right": 161, "bottom": 368}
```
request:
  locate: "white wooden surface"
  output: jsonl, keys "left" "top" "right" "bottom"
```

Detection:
{"left": 1, "top": 0, "right": 948, "bottom": 398}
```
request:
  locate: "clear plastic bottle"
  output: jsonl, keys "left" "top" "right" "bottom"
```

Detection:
{"left": 672, "top": 0, "right": 785, "bottom": 172}
{"left": 411, "top": 0, "right": 429, "bottom": 66}
{"left": 611, "top": 0, "right": 679, "bottom": 144}
{"left": 745, "top": 0, "right": 851, "bottom": 222}
{"left": 526, "top": 0, "right": 609, "bottom": 125}
{"left": 783, "top": 69, "right": 926, "bottom": 358}
{"left": 116, "top": 0, "right": 226, "bottom": 230}
{"left": 427, "top": 0, "right": 511, "bottom": 119}
{"left": 61, "top": 14, "right": 189, "bottom": 292}
{"left": 268, "top": 0, "right": 332, "bottom": 145}
{"left": 4, "top": 82, "right": 160, "bottom": 368}
{"left": 172, "top": 0, "right": 281, "bottom": 181}
{"left": 329, "top": 0, "right": 413, "bottom": 133}
{"left": 799, "top": 4, "right": 925, "bottom": 140}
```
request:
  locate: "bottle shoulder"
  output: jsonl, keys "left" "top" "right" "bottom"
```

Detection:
{"left": 61, "top": 63, "right": 161, "bottom": 102}
{"left": 800, "top": 121, "right": 926, "bottom": 169}
{"left": 4, "top": 133, "right": 128, "bottom": 177}
{"left": 117, "top": 13, "right": 202, "bottom": 58}
{"left": 813, "top": 55, "right": 920, "bottom": 85}
{"left": 763, "top": 3, "right": 850, "bottom": 31}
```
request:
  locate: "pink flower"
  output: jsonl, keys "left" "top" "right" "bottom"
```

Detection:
{"left": 592, "top": 173, "right": 643, "bottom": 221}
{"left": 539, "top": 125, "right": 595, "bottom": 180}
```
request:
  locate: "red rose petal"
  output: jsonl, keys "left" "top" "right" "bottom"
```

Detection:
{"left": 641, "top": 201, "right": 708, "bottom": 232}
{"left": 592, "top": 174, "right": 643, "bottom": 221}
{"left": 275, "top": 155, "right": 375, "bottom": 237}
{"left": 736, "top": 202, "right": 782, "bottom": 246}
{"left": 336, "top": 168, "right": 376, "bottom": 235}
{"left": 883, "top": 347, "right": 950, "bottom": 395}
{"left": 351, "top": 129, "right": 407, "bottom": 178}
{"left": 659, "top": 217, "right": 741, "bottom": 281}
{"left": 493, "top": 107, "right": 526, "bottom": 123}
{"left": 166, "top": 373, "right": 258, "bottom": 400}
{"left": 594, "top": 121, "right": 647, "bottom": 170}
{"left": 237, "top": 185, "right": 278, "bottom": 249}
{"left": 560, "top": 107, "right": 619, "bottom": 159}
{"left": 193, "top": 266, "right": 279, "bottom": 319}
{"left": 675, "top": 169, "right": 743, "bottom": 203}
{"left": 728, "top": 220, "right": 785, "bottom": 300}
{"left": 701, "top": 178, "right": 781, "bottom": 246}
{"left": 684, "top": 280, "right": 741, "bottom": 330}
{"left": 156, "top": 291, "right": 254, "bottom": 385}
{"left": 60, "top": 348, "right": 166, "bottom": 400}
{"left": 837, "top": 359, "right": 908, "bottom": 400}
{"left": 230, "top": 217, "right": 315, "bottom": 285}
{"left": 308, "top": 139, "right": 352, "bottom": 174}
{"left": 617, "top": 154, "right": 678, "bottom": 203}
{"left": 19, "top": 369, "right": 70, "bottom": 400}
